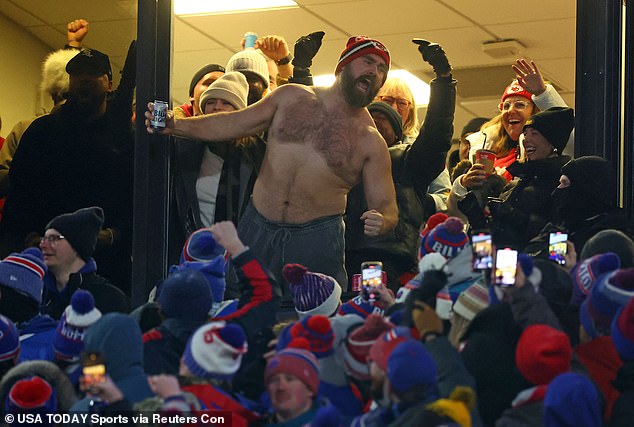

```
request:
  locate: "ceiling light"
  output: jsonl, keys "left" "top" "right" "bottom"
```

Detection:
{"left": 175, "top": 0, "right": 298, "bottom": 16}
{"left": 312, "top": 69, "right": 431, "bottom": 106}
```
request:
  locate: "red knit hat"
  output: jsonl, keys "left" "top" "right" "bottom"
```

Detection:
{"left": 265, "top": 346, "right": 320, "bottom": 395}
{"left": 344, "top": 314, "right": 394, "bottom": 380}
{"left": 499, "top": 80, "right": 532, "bottom": 109}
{"left": 515, "top": 324, "right": 572, "bottom": 385}
{"left": 335, "top": 36, "right": 390, "bottom": 75}
{"left": 289, "top": 315, "right": 334, "bottom": 358}
{"left": 368, "top": 326, "right": 410, "bottom": 371}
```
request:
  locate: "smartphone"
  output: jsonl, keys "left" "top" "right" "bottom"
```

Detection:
{"left": 549, "top": 232, "right": 568, "bottom": 266}
{"left": 361, "top": 261, "right": 383, "bottom": 302}
{"left": 81, "top": 352, "right": 106, "bottom": 387}
{"left": 494, "top": 248, "right": 518, "bottom": 287}
{"left": 471, "top": 230, "right": 493, "bottom": 271}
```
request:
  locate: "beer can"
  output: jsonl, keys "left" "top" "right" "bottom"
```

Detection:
{"left": 244, "top": 32, "right": 257, "bottom": 49}
{"left": 151, "top": 100, "right": 168, "bottom": 129}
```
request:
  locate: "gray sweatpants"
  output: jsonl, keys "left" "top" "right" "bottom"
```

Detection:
{"left": 227, "top": 201, "right": 347, "bottom": 298}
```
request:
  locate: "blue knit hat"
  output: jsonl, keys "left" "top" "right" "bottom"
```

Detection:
{"left": 0, "top": 314, "right": 19, "bottom": 362}
{"left": 611, "top": 297, "right": 634, "bottom": 361}
{"left": 284, "top": 264, "right": 342, "bottom": 319}
{"left": 420, "top": 217, "right": 469, "bottom": 259}
{"left": 180, "top": 228, "right": 225, "bottom": 263}
{"left": 338, "top": 295, "right": 384, "bottom": 319}
{"left": 387, "top": 339, "right": 437, "bottom": 394}
{"left": 570, "top": 252, "right": 620, "bottom": 305}
{"left": 158, "top": 269, "right": 213, "bottom": 321}
{"left": 580, "top": 268, "right": 634, "bottom": 339}
{"left": 544, "top": 373, "right": 601, "bottom": 427}
{"left": 6, "top": 376, "right": 58, "bottom": 416}
{"left": 0, "top": 248, "right": 47, "bottom": 304}
{"left": 172, "top": 256, "right": 226, "bottom": 304}
{"left": 53, "top": 290, "right": 102, "bottom": 362}
{"left": 183, "top": 321, "right": 247, "bottom": 380}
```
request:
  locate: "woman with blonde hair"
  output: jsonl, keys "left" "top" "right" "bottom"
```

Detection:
{"left": 376, "top": 77, "right": 419, "bottom": 141}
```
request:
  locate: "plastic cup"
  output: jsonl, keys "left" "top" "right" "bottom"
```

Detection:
{"left": 475, "top": 149, "right": 496, "bottom": 174}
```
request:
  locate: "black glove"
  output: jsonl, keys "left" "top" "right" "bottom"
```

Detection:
{"left": 121, "top": 40, "right": 137, "bottom": 80}
{"left": 412, "top": 38, "right": 451, "bottom": 75}
{"left": 292, "top": 31, "right": 325, "bottom": 69}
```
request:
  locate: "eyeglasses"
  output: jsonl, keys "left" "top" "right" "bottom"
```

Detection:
{"left": 500, "top": 100, "right": 531, "bottom": 111}
{"left": 40, "top": 234, "right": 66, "bottom": 244}
{"left": 377, "top": 96, "right": 411, "bottom": 110}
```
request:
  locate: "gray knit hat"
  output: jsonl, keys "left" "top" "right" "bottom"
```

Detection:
{"left": 199, "top": 72, "right": 248, "bottom": 112}
{"left": 226, "top": 49, "right": 269, "bottom": 89}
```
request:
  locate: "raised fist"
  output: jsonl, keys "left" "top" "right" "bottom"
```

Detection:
{"left": 292, "top": 31, "right": 326, "bottom": 69}
{"left": 412, "top": 38, "right": 451, "bottom": 75}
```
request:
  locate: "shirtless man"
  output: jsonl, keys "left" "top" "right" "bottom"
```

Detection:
{"left": 146, "top": 36, "right": 398, "bottom": 294}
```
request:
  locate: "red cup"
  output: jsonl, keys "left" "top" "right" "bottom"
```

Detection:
{"left": 475, "top": 149, "right": 496, "bottom": 174}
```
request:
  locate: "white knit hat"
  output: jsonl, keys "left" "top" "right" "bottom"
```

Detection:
{"left": 183, "top": 321, "right": 248, "bottom": 380}
{"left": 226, "top": 49, "right": 269, "bottom": 89}
{"left": 199, "top": 72, "right": 249, "bottom": 112}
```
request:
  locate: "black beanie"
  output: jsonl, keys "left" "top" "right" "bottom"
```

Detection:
{"left": 461, "top": 117, "right": 489, "bottom": 137}
{"left": 368, "top": 101, "right": 403, "bottom": 142}
{"left": 188, "top": 64, "right": 226, "bottom": 96}
{"left": 560, "top": 156, "right": 617, "bottom": 207}
{"left": 523, "top": 107, "right": 574, "bottom": 153}
{"left": 46, "top": 207, "right": 104, "bottom": 261}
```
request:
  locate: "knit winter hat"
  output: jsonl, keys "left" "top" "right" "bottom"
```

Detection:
{"left": 420, "top": 217, "right": 469, "bottom": 259}
{"left": 560, "top": 156, "right": 617, "bottom": 208}
{"left": 570, "top": 252, "right": 620, "bottom": 305}
{"left": 158, "top": 269, "right": 213, "bottom": 321}
{"left": 611, "top": 297, "right": 634, "bottom": 361}
{"left": 580, "top": 229, "right": 634, "bottom": 269}
{"left": 515, "top": 324, "right": 572, "bottom": 385}
{"left": 499, "top": 80, "right": 532, "bottom": 107}
{"left": 284, "top": 264, "right": 342, "bottom": 319}
{"left": 368, "top": 101, "right": 403, "bottom": 142}
{"left": 183, "top": 321, "right": 248, "bottom": 381}
{"left": 368, "top": 326, "right": 411, "bottom": 371}
{"left": 338, "top": 294, "right": 384, "bottom": 319}
{"left": 171, "top": 256, "right": 226, "bottom": 304}
{"left": 426, "top": 387, "right": 476, "bottom": 427}
{"left": 40, "top": 49, "right": 80, "bottom": 101}
{"left": 387, "top": 339, "right": 437, "bottom": 394}
{"left": 0, "top": 314, "right": 19, "bottom": 363}
{"left": 226, "top": 49, "right": 269, "bottom": 89}
{"left": 344, "top": 314, "right": 393, "bottom": 380}
{"left": 6, "top": 376, "right": 58, "bottom": 413}
{"left": 523, "top": 107, "right": 574, "bottom": 154}
{"left": 580, "top": 268, "right": 634, "bottom": 338}
{"left": 543, "top": 373, "right": 602, "bottom": 427}
{"left": 279, "top": 315, "right": 334, "bottom": 358}
{"left": 461, "top": 117, "right": 489, "bottom": 137}
{"left": 418, "top": 213, "right": 449, "bottom": 259}
{"left": 199, "top": 71, "right": 248, "bottom": 112}
{"left": 335, "top": 36, "right": 390, "bottom": 76}
{"left": 265, "top": 347, "right": 320, "bottom": 395}
{"left": 0, "top": 247, "right": 47, "bottom": 305}
{"left": 188, "top": 63, "right": 225, "bottom": 96}
{"left": 180, "top": 228, "right": 226, "bottom": 263}
{"left": 45, "top": 207, "right": 104, "bottom": 261}
{"left": 53, "top": 290, "right": 102, "bottom": 362}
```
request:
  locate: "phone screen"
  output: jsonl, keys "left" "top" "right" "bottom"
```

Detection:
{"left": 82, "top": 352, "right": 106, "bottom": 386}
{"left": 471, "top": 232, "right": 493, "bottom": 270}
{"left": 495, "top": 248, "right": 518, "bottom": 287}
{"left": 361, "top": 262, "right": 383, "bottom": 301}
{"left": 549, "top": 232, "right": 568, "bottom": 265}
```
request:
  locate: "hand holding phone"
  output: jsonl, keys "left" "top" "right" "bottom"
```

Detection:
{"left": 82, "top": 352, "right": 106, "bottom": 387}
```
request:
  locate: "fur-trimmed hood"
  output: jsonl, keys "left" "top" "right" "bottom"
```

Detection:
{"left": 0, "top": 360, "right": 78, "bottom": 415}
{"left": 40, "top": 48, "right": 79, "bottom": 103}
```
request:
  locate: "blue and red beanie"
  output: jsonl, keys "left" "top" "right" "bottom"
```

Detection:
{"left": 53, "top": 290, "right": 102, "bottom": 362}
{"left": 420, "top": 217, "right": 469, "bottom": 259}
{"left": 611, "top": 297, "right": 634, "bottom": 361}
{"left": 0, "top": 314, "right": 19, "bottom": 363}
{"left": 180, "top": 228, "right": 226, "bottom": 263}
{"left": 284, "top": 264, "right": 342, "bottom": 319}
{"left": 570, "top": 252, "right": 620, "bottom": 305}
{"left": 0, "top": 248, "right": 47, "bottom": 305}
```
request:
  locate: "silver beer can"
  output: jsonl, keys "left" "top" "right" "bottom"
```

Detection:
{"left": 151, "top": 100, "right": 168, "bottom": 129}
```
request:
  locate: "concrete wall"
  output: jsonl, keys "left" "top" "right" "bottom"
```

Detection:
{"left": 0, "top": 13, "right": 51, "bottom": 138}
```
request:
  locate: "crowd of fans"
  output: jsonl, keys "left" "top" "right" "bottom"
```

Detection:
{"left": 0, "top": 17, "right": 632, "bottom": 427}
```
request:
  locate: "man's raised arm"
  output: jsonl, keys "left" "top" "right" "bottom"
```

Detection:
{"left": 144, "top": 85, "right": 288, "bottom": 141}
{"left": 360, "top": 129, "right": 398, "bottom": 236}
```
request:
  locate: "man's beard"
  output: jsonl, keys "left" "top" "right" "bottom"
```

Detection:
{"left": 67, "top": 89, "right": 107, "bottom": 117}
{"left": 341, "top": 67, "right": 380, "bottom": 108}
